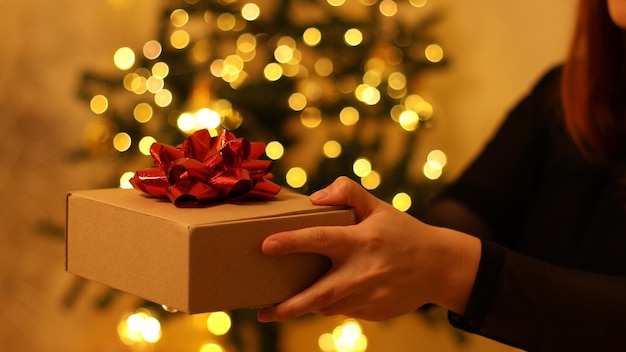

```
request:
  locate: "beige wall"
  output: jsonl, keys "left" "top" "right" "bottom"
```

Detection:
{"left": 420, "top": 1, "right": 576, "bottom": 179}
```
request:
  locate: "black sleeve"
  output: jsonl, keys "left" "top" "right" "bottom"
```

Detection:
{"left": 438, "top": 67, "right": 626, "bottom": 350}
{"left": 439, "top": 67, "right": 562, "bottom": 247}
{"left": 449, "top": 241, "right": 626, "bottom": 351}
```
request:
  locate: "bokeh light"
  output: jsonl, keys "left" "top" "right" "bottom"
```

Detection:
{"left": 303, "top": 27, "right": 322, "bottom": 46}
{"left": 143, "top": 40, "right": 163, "bottom": 60}
{"left": 392, "top": 192, "right": 412, "bottom": 212}
{"left": 90, "top": 95, "right": 109, "bottom": 114}
{"left": 323, "top": 140, "right": 342, "bottom": 158}
{"left": 353, "top": 158, "right": 372, "bottom": 177}
{"left": 241, "top": 3, "right": 261, "bottom": 21}
{"left": 113, "top": 132, "right": 132, "bottom": 152}
{"left": 344, "top": 28, "right": 363, "bottom": 46}
{"left": 286, "top": 167, "right": 307, "bottom": 188}
{"left": 114, "top": 47, "right": 135, "bottom": 70}
{"left": 206, "top": 311, "right": 231, "bottom": 336}
{"left": 425, "top": 43, "right": 444, "bottom": 63}
{"left": 266, "top": 141, "right": 285, "bottom": 160}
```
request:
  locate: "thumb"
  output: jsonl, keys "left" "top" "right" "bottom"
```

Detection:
{"left": 309, "top": 176, "right": 378, "bottom": 221}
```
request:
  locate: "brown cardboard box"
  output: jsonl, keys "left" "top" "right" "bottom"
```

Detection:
{"left": 66, "top": 188, "right": 354, "bottom": 313}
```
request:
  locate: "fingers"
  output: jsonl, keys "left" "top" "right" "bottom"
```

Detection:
{"left": 309, "top": 176, "right": 379, "bottom": 221}
{"left": 258, "top": 269, "right": 352, "bottom": 322}
{"left": 262, "top": 225, "right": 350, "bottom": 258}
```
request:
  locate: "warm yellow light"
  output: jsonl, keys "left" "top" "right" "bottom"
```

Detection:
{"left": 217, "top": 13, "right": 236, "bottom": 31}
{"left": 344, "top": 28, "right": 363, "bottom": 46}
{"left": 143, "top": 40, "right": 162, "bottom": 60}
{"left": 177, "top": 112, "right": 196, "bottom": 132}
{"left": 327, "top": 0, "right": 346, "bottom": 6}
{"left": 222, "top": 109, "right": 243, "bottom": 130}
{"left": 119, "top": 172, "right": 135, "bottom": 189}
{"left": 318, "top": 332, "right": 335, "bottom": 352}
{"left": 331, "top": 319, "right": 368, "bottom": 352}
{"left": 199, "top": 343, "right": 224, "bottom": 352}
{"left": 387, "top": 72, "right": 406, "bottom": 90}
{"left": 170, "top": 9, "right": 189, "bottom": 27}
{"left": 118, "top": 310, "right": 162, "bottom": 345}
{"left": 196, "top": 108, "right": 222, "bottom": 129}
{"left": 361, "top": 171, "right": 380, "bottom": 190}
{"left": 425, "top": 43, "right": 444, "bottom": 63}
{"left": 389, "top": 104, "right": 404, "bottom": 122}
{"left": 353, "top": 158, "right": 372, "bottom": 177}
{"left": 300, "top": 107, "right": 322, "bottom": 128}
{"left": 154, "top": 89, "right": 173, "bottom": 107}
{"left": 146, "top": 76, "right": 165, "bottom": 93}
{"left": 274, "top": 44, "right": 294, "bottom": 63}
{"left": 210, "top": 59, "right": 225, "bottom": 77}
{"left": 314, "top": 58, "right": 333, "bottom": 77}
{"left": 114, "top": 47, "right": 135, "bottom": 70}
{"left": 152, "top": 62, "right": 170, "bottom": 78}
{"left": 90, "top": 95, "right": 109, "bottom": 114}
{"left": 409, "top": 0, "right": 428, "bottom": 8}
{"left": 286, "top": 167, "right": 307, "bottom": 188}
{"left": 379, "top": 0, "right": 398, "bottom": 16}
{"left": 237, "top": 33, "right": 257, "bottom": 53}
{"left": 392, "top": 192, "right": 412, "bottom": 212}
{"left": 355, "top": 84, "right": 381, "bottom": 105}
{"left": 323, "top": 140, "right": 342, "bottom": 158}
{"left": 206, "top": 311, "right": 231, "bottom": 336}
{"left": 265, "top": 141, "right": 284, "bottom": 160}
{"left": 399, "top": 110, "right": 420, "bottom": 131}
{"left": 224, "top": 55, "right": 244, "bottom": 74}
{"left": 123, "top": 73, "right": 138, "bottom": 91}
{"left": 288, "top": 92, "right": 307, "bottom": 111}
{"left": 423, "top": 161, "right": 443, "bottom": 180}
{"left": 427, "top": 149, "right": 447, "bottom": 168}
{"left": 113, "top": 132, "right": 132, "bottom": 152}
{"left": 141, "top": 317, "right": 162, "bottom": 343}
{"left": 303, "top": 27, "right": 322, "bottom": 46}
{"left": 363, "top": 70, "right": 382, "bottom": 87}
{"left": 170, "top": 29, "right": 190, "bottom": 49}
{"left": 133, "top": 103, "right": 153, "bottom": 123}
{"left": 415, "top": 101, "right": 434, "bottom": 120}
{"left": 339, "top": 106, "right": 359, "bottom": 126}
{"left": 264, "top": 62, "right": 283, "bottom": 81}
{"left": 131, "top": 76, "right": 148, "bottom": 95}
{"left": 241, "top": 3, "right": 261, "bottom": 21}
{"left": 139, "top": 136, "right": 156, "bottom": 155}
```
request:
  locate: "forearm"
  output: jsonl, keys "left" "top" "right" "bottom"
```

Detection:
{"left": 427, "top": 226, "right": 482, "bottom": 315}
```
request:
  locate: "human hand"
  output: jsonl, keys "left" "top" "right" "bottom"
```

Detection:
{"left": 257, "top": 176, "right": 481, "bottom": 322}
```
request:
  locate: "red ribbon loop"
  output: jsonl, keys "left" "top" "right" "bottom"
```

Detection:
{"left": 130, "top": 129, "right": 281, "bottom": 206}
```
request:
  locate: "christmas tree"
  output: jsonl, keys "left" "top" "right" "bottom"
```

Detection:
{"left": 73, "top": 0, "right": 450, "bottom": 350}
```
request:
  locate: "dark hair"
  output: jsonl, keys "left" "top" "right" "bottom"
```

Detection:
{"left": 561, "top": 0, "right": 626, "bottom": 162}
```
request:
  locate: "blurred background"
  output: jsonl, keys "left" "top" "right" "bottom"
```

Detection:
{"left": 0, "top": 0, "right": 574, "bottom": 351}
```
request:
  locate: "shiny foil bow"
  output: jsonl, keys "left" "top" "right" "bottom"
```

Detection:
{"left": 130, "top": 129, "right": 281, "bottom": 207}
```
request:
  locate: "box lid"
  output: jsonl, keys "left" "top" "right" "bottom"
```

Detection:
{"left": 69, "top": 188, "right": 347, "bottom": 225}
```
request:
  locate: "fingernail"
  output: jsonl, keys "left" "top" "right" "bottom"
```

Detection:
{"left": 263, "top": 240, "right": 282, "bottom": 254}
{"left": 257, "top": 309, "right": 274, "bottom": 322}
{"left": 310, "top": 189, "right": 329, "bottom": 202}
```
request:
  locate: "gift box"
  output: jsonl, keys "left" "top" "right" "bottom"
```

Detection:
{"left": 66, "top": 188, "right": 355, "bottom": 313}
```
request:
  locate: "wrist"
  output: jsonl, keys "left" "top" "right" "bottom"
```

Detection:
{"left": 430, "top": 228, "right": 481, "bottom": 315}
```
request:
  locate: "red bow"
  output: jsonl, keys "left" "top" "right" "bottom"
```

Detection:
{"left": 130, "top": 129, "right": 281, "bottom": 207}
